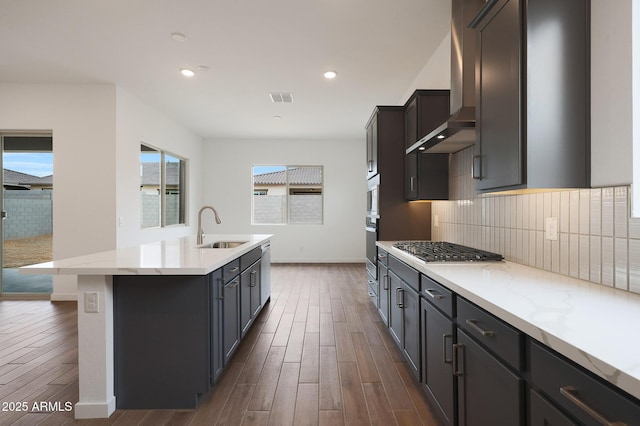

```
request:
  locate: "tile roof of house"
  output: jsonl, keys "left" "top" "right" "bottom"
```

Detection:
{"left": 253, "top": 167, "right": 322, "bottom": 185}
{"left": 3, "top": 169, "right": 52, "bottom": 187}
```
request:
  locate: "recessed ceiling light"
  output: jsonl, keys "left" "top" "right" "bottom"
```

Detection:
{"left": 324, "top": 70, "right": 337, "bottom": 79}
{"left": 180, "top": 68, "right": 195, "bottom": 77}
{"left": 273, "top": 115, "right": 282, "bottom": 120}
{"left": 171, "top": 32, "right": 187, "bottom": 42}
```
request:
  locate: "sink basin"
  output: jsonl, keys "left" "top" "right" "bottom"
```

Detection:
{"left": 199, "top": 241, "right": 248, "bottom": 249}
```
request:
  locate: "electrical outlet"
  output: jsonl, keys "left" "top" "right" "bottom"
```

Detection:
{"left": 84, "top": 292, "right": 99, "bottom": 313}
{"left": 545, "top": 217, "right": 558, "bottom": 241}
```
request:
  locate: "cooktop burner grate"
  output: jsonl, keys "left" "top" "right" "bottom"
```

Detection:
{"left": 392, "top": 241, "right": 503, "bottom": 263}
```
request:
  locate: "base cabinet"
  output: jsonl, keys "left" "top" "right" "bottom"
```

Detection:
{"left": 378, "top": 261, "right": 390, "bottom": 326}
{"left": 421, "top": 298, "right": 456, "bottom": 426}
{"left": 455, "top": 330, "right": 525, "bottom": 426}
{"left": 114, "top": 248, "right": 269, "bottom": 410}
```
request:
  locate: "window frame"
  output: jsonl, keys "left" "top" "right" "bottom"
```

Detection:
{"left": 140, "top": 143, "right": 187, "bottom": 229}
{"left": 251, "top": 165, "right": 324, "bottom": 225}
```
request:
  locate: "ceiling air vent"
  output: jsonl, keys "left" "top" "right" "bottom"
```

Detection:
{"left": 269, "top": 92, "right": 294, "bottom": 103}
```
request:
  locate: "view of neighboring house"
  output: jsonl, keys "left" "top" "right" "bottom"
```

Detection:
{"left": 140, "top": 162, "right": 181, "bottom": 194}
{"left": 253, "top": 167, "right": 322, "bottom": 195}
{"left": 3, "top": 169, "right": 53, "bottom": 190}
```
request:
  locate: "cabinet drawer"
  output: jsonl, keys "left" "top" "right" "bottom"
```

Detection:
{"left": 240, "top": 247, "right": 261, "bottom": 271}
{"left": 456, "top": 297, "right": 523, "bottom": 371}
{"left": 222, "top": 259, "right": 241, "bottom": 283}
{"left": 530, "top": 341, "right": 640, "bottom": 426}
{"left": 377, "top": 249, "right": 389, "bottom": 266}
{"left": 420, "top": 274, "right": 454, "bottom": 318}
{"left": 388, "top": 255, "right": 419, "bottom": 292}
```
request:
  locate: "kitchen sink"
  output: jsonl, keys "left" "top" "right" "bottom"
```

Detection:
{"left": 199, "top": 241, "right": 248, "bottom": 249}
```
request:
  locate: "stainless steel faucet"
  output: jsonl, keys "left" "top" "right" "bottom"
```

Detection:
{"left": 197, "top": 205, "right": 222, "bottom": 245}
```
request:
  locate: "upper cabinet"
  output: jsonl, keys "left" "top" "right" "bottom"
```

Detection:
{"left": 404, "top": 90, "right": 451, "bottom": 200}
{"left": 366, "top": 113, "right": 379, "bottom": 179}
{"left": 471, "top": 0, "right": 590, "bottom": 192}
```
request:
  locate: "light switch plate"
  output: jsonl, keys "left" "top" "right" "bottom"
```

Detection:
{"left": 545, "top": 217, "right": 558, "bottom": 241}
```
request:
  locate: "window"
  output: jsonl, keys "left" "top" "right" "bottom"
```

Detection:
{"left": 140, "top": 144, "right": 186, "bottom": 228}
{"left": 252, "top": 165, "right": 323, "bottom": 224}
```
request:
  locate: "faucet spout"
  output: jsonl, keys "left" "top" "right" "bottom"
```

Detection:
{"left": 197, "top": 205, "right": 222, "bottom": 245}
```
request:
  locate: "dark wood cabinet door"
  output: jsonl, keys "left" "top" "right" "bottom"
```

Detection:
{"left": 456, "top": 329, "right": 524, "bottom": 426}
{"left": 210, "top": 269, "right": 223, "bottom": 386}
{"left": 240, "top": 268, "right": 252, "bottom": 337}
{"left": 530, "top": 389, "right": 576, "bottom": 426}
{"left": 475, "top": 0, "right": 522, "bottom": 191}
{"left": 366, "top": 114, "right": 378, "bottom": 179}
{"left": 405, "top": 151, "right": 418, "bottom": 200}
{"left": 249, "top": 262, "right": 262, "bottom": 318}
{"left": 222, "top": 276, "right": 240, "bottom": 364}
{"left": 422, "top": 299, "right": 455, "bottom": 426}
{"left": 402, "top": 284, "right": 420, "bottom": 379}
{"left": 388, "top": 270, "right": 403, "bottom": 346}
{"left": 378, "top": 262, "right": 390, "bottom": 326}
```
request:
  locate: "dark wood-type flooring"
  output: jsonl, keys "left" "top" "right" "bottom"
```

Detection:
{"left": 0, "top": 264, "right": 437, "bottom": 425}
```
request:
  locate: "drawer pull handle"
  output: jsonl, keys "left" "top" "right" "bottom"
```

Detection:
{"left": 378, "top": 253, "right": 387, "bottom": 260}
{"left": 229, "top": 266, "right": 240, "bottom": 273}
{"left": 424, "top": 289, "right": 443, "bottom": 300}
{"left": 443, "top": 334, "right": 452, "bottom": 364}
{"left": 382, "top": 274, "right": 389, "bottom": 290}
{"left": 560, "top": 386, "right": 626, "bottom": 426}
{"left": 465, "top": 319, "right": 495, "bottom": 337}
{"left": 452, "top": 343, "right": 464, "bottom": 376}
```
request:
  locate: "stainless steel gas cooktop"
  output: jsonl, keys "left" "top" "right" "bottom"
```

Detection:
{"left": 392, "top": 241, "right": 503, "bottom": 263}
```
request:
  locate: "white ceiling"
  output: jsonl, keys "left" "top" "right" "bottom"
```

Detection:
{"left": 0, "top": 0, "right": 450, "bottom": 140}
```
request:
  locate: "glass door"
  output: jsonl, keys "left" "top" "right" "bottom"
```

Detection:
{"left": 0, "top": 133, "right": 53, "bottom": 298}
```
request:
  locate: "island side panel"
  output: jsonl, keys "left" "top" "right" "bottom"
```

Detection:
{"left": 75, "top": 275, "right": 116, "bottom": 419}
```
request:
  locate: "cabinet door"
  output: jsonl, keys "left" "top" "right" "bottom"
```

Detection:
{"left": 405, "top": 96, "right": 417, "bottom": 150}
{"left": 388, "top": 270, "right": 404, "bottom": 346}
{"left": 530, "top": 389, "right": 576, "bottom": 426}
{"left": 456, "top": 329, "right": 524, "bottom": 426}
{"left": 402, "top": 283, "right": 420, "bottom": 379}
{"left": 240, "top": 267, "right": 253, "bottom": 337}
{"left": 222, "top": 276, "right": 240, "bottom": 365}
{"left": 422, "top": 299, "right": 455, "bottom": 426}
{"left": 378, "top": 262, "right": 390, "bottom": 326}
{"left": 210, "top": 269, "right": 223, "bottom": 386}
{"left": 405, "top": 151, "right": 418, "bottom": 200}
{"left": 249, "top": 261, "right": 261, "bottom": 318}
{"left": 366, "top": 114, "right": 378, "bottom": 179}
{"left": 475, "top": 0, "right": 522, "bottom": 191}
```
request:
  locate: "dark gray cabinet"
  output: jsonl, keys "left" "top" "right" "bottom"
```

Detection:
{"left": 455, "top": 330, "right": 525, "bottom": 426}
{"left": 240, "top": 259, "right": 261, "bottom": 337}
{"left": 210, "top": 268, "right": 223, "bottom": 386}
{"left": 404, "top": 90, "right": 451, "bottom": 201}
{"left": 114, "top": 275, "right": 211, "bottom": 409}
{"left": 365, "top": 113, "right": 378, "bottom": 179}
{"left": 530, "top": 341, "right": 640, "bottom": 426}
{"left": 222, "top": 274, "right": 240, "bottom": 364}
{"left": 471, "top": 0, "right": 589, "bottom": 192}
{"left": 421, "top": 275, "right": 456, "bottom": 426}
{"left": 387, "top": 255, "right": 421, "bottom": 379}
{"left": 529, "top": 389, "right": 575, "bottom": 426}
{"left": 377, "top": 250, "right": 390, "bottom": 326}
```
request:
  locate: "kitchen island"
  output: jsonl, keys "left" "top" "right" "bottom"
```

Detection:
{"left": 20, "top": 234, "right": 272, "bottom": 419}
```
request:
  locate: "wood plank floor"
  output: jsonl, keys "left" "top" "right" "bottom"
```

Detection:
{"left": 0, "top": 264, "right": 438, "bottom": 425}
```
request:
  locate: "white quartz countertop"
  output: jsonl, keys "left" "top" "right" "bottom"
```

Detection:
{"left": 378, "top": 240, "right": 640, "bottom": 401}
{"left": 20, "top": 234, "right": 272, "bottom": 276}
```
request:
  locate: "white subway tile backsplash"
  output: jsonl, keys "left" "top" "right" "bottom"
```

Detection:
{"left": 433, "top": 147, "right": 638, "bottom": 294}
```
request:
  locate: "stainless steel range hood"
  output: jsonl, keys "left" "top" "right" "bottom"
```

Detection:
{"left": 407, "top": 0, "right": 483, "bottom": 154}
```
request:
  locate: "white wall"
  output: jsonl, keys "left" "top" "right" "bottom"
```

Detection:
{"left": 114, "top": 87, "right": 203, "bottom": 248}
{"left": 203, "top": 138, "right": 365, "bottom": 262}
{"left": 0, "top": 84, "right": 203, "bottom": 300}
{"left": 399, "top": 32, "right": 451, "bottom": 104}
{"left": 0, "top": 84, "right": 117, "bottom": 300}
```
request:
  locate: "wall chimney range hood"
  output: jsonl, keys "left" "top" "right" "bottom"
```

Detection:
{"left": 407, "top": 0, "right": 484, "bottom": 154}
